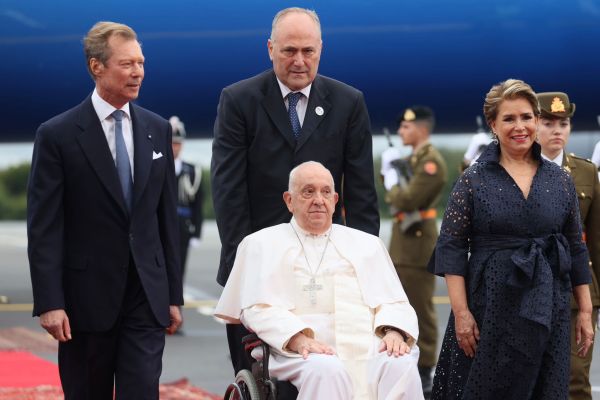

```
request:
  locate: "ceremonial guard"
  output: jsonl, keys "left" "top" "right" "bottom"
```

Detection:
{"left": 170, "top": 116, "right": 204, "bottom": 280}
{"left": 537, "top": 92, "right": 600, "bottom": 400}
{"left": 381, "top": 106, "right": 447, "bottom": 398}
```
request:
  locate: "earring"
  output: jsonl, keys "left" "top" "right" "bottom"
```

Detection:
{"left": 492, "top": 132, "right": 498, "bottom": 144}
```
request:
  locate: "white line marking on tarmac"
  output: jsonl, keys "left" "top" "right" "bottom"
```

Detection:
{"left": 183, "top": 285, "right": 216, "bottom": 302}
{"left": 182, "top": 285, "right": 220, "bottom": 321}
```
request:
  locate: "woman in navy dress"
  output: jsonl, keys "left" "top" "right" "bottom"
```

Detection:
{"left": 429, "top": 79, "right": 595, "bottom": 399}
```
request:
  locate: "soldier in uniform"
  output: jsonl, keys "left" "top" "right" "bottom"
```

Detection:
{"left": 381, "top": 106, "right": 448, "bottom": 398}
{"left": 537, "top": 92, "right": 600, "bottom": 400}
{"left": 170, "top": 116, "right": 204, "bottom": 282}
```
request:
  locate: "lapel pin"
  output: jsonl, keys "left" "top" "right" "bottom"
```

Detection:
{"left": 315, "top": 106, "right": 324, "bottom": 116}
{"left": 147, "top": 134, "right": 152, "bottom": 139}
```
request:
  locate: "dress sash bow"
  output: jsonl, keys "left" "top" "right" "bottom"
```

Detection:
{"left": 471, "top": 233, "right": 571, "bottom": 330}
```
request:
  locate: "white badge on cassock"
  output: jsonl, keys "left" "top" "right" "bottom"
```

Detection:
{"left": 294, "top": 275, "right": 334, "bottom": 314}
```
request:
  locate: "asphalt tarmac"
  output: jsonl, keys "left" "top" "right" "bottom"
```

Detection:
{"left": 1, "top": 220, "right": 599, "bottom": 398}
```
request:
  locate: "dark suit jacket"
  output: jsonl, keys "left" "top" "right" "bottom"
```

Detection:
{"left": 211, "top": 69, "right": 380, "bottom": 285}
{"left": 27, "top": 96, "right": 183, "bottom": 332}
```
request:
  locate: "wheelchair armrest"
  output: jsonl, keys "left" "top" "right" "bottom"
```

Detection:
{"left": 241, "top": 333, "right": 273, "bottom": 386}
{"left": 242, "top": 333, "right": 262, "bottom": 353}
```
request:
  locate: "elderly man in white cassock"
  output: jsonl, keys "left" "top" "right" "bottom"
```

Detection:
{"left": 215, "top": 161, "right": 423, "bottom": 399}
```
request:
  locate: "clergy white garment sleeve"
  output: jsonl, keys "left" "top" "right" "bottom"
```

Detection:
{"left": 374, "top": 303, "right": 418, "bottom": 347}
{"left": 241, "top": 304, "right": 314, "bottom": 355}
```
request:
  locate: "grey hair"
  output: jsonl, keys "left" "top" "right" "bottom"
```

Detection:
{"left": 288, "top": 161, "right": 335, "bottom": 192}
{"left": 270, "top": 7, "right": 321, "bottom": 41}
{"left": 83, "top": 21, "right": 138, "bottom": 80}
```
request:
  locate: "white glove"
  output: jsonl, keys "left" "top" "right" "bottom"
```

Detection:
{"left": 189, "top": 238, "right": 201, "bottom": 248}
{"left": 380, "top": 147, "right": 401, "bottom": 176}
{"left": 383, "top": 169, "right": 399, "bottom": 191}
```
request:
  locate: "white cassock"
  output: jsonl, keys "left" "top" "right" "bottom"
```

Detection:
{"left": 215, "top": 219, "right": 423, "bottom": 400}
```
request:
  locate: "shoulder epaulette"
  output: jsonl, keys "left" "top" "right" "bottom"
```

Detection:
{"left": 570, "top": 153, "right": 595, "bottom": 164}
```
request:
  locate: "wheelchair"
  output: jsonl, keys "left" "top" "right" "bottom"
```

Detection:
{"left": 224, "top": 333, "right": 299, "bottom": 400}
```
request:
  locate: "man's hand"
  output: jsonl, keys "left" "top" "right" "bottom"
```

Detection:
{"left": 287, "top": 332, "right": 335, "bottom": 359}
{"left": 40, "top": 309, "right": 71, "bottom": 342}
{"left": 383, "top": 169, "right": 399, "bottom": 191}
{"left": 379, "top": 330, "right": 410, "bottom": 357}
{"left": 166, "top": 305, "right": 183, "bottom": 335}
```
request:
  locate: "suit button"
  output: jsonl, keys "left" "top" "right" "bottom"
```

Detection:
{"left": 129, "top": 233, "right": 134, "bottom": 241}
{"left": 415, "top": 230, "right": 422, "bottom": 237}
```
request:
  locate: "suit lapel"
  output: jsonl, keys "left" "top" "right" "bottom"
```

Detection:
{"left": 131, "top": 104, "right": 153, "bottom": 211}
{"left": 261, "top": 72, "right": 296, "bottom": 148}
{"left": 76, "top": 97, "right": 129, "bottom": 216}
{"left": 296, "top": 76, "right": 330, "bottom": 151}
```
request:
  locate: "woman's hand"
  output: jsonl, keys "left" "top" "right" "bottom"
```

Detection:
{"left": 445, "top": 274, "right": 480, "bottom": 358}
{"left": 576, "top": 310, "right": 595, "bottom": 357}
{"left": 454, "top": 309, "right": 480, "bottom": 358}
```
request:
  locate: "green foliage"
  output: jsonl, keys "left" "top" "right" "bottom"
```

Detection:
{"left": 0, "top": 163, "right": 29, "bottom": 219}
{"left": 0, "top": 151, "right": 464, "bottom": 222}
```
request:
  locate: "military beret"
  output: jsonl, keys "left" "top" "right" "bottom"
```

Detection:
{"left": 537, "top": 92, "right": 575, "bottom": 119}
{"left": 169, "top": 115, "right": 186, "bottom": 143}
{"left": 397, "top": 106, "right": 434, "bottom": 124}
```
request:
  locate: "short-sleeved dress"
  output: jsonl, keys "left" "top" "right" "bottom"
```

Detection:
{"left": 429, "top": 142, "right": 591, "bottom": 399}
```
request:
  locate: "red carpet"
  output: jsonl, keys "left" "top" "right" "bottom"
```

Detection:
{"left": 0, "top": 351, "right": 60, "bottom": 387}
{"left": 0, "top": 350, "right": 222, "bottom": 399}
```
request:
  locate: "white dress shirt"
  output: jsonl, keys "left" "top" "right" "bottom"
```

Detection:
{"left": 541, "top": 149, "right": 564, "bottom": 167}
{"left": 91, "top": 89, "right": 134, "bottom": 180}
{"left": 276, "top": 78, "right": 312, "bottom": 127}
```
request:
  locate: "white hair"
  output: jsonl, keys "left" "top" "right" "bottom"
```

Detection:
{"left": 288, "top": 161, "right": 335, "bottom": 192}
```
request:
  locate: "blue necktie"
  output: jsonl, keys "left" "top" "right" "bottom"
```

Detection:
{"left": 288, "top": 92, "right": 302, "bottom": 139}
{"left": 112, "top": 110, "right": 133, "bottom": 212}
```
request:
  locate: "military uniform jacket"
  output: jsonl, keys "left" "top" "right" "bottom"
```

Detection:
{"left": 177, "top": 161, "right": 203, "bottom": 239}
{"left": 565, "top": 153, "right": 600, "bottom": 307}
{"left": 385, "top": 143, "right": 447, "bottom": 267}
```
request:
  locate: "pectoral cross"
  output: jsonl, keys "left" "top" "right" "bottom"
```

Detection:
{"left": 303, "top": 277, "right": 323, "bottom": 305}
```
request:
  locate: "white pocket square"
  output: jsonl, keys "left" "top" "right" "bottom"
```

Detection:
{"left": 152, "top": 151, "right": 163, "bottom": 160}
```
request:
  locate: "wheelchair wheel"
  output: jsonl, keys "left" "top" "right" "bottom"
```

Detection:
{"left": 224, "top": 369, "right": 262, "bottom": 400}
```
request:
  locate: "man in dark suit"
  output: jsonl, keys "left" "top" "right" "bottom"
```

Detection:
{"left": 211, "top": 7, "right": 380, "bottom": 374}
{"left": 27, "top": 21, "right": 183, "bottom": 399}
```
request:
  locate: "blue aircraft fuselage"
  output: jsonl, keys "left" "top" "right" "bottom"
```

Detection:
{"left": 1, "top": 0, "right": 600, "bottom": 141}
